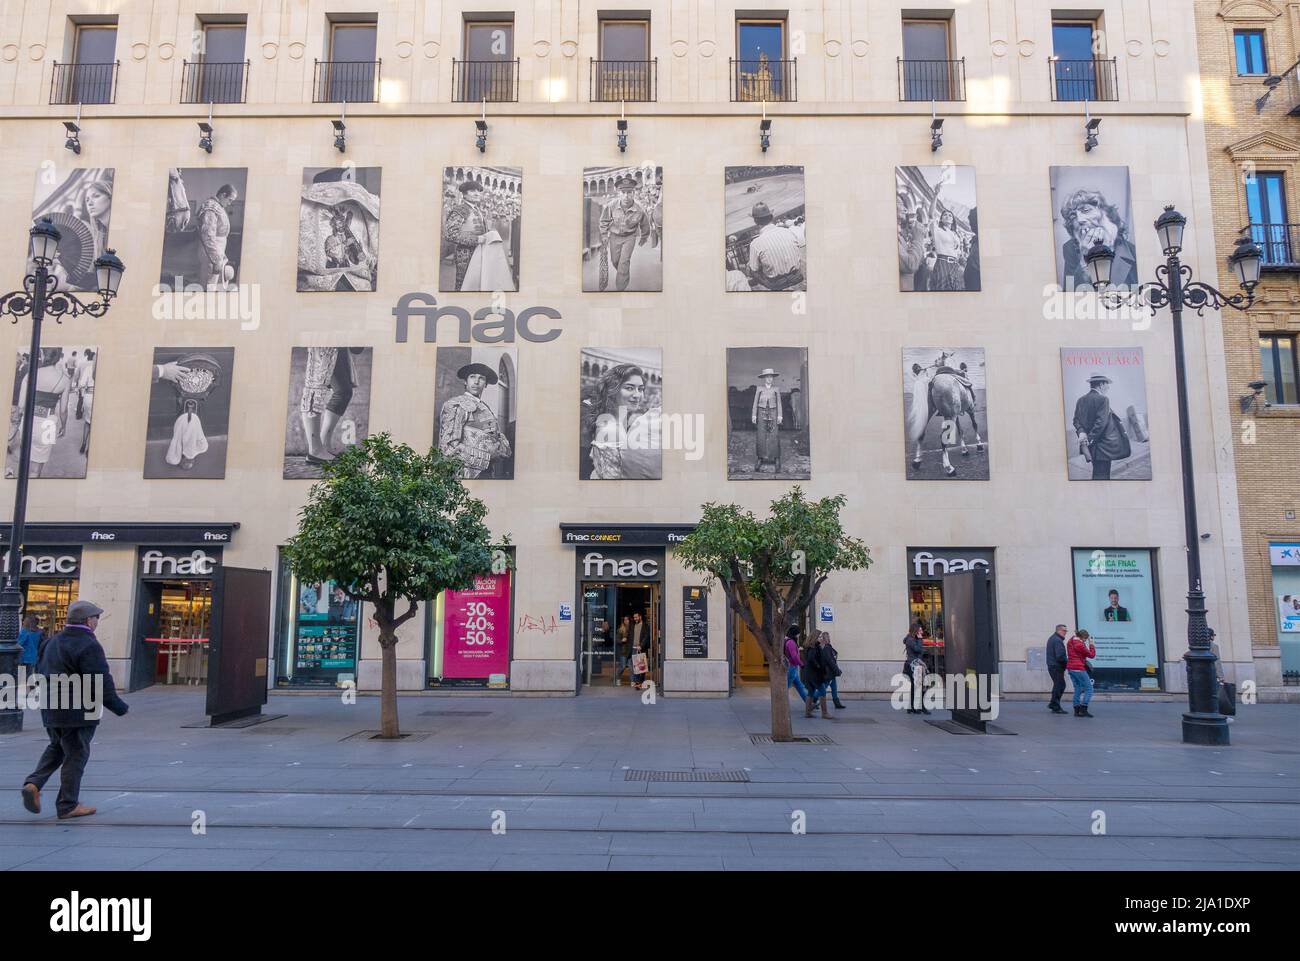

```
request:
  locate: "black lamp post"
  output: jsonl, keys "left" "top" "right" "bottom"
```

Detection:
{"left": 0, "top": 218, "right": 124, "bottom": 734}
{"left": 1085, "top": 206, "right": 1262, "bottom": 746}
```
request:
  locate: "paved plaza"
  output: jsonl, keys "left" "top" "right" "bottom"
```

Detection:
{"left": 0, "top": 688, "right": 1296, "bottom": 871}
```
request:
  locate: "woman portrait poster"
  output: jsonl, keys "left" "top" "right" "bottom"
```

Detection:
{"left": 6, "top": 346, "right": 98, "bottom": 480}
{"left": 896, "top": 165, "right": 980, "bottom": 292}
{"left": 30, "top": 168, "right": 115, "bottom": 293}
{"left": 578, "top": 347, "right": 662, "bottom": 480}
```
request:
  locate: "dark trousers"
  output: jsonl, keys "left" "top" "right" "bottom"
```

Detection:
{"left": 26, "top": 726, "right": 96, "bottom": 816}
{"left": 1091, "top": 458, "right": 1112, "bottom": 480}
{"left": 1048, "top": 666, "right": 1067, "bottom": 709}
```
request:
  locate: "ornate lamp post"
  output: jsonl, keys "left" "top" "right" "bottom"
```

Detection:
{"left": 1084, "top": 206, "right": 1262, "bottom": 746}
{"left": 0, "top": 218, "right": 124, "bottom": 734}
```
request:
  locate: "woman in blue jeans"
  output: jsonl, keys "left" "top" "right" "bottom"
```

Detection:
{"left": 1067, "top": 628, "right": 1096, "bottom": 717}
{"left": 783, "top": 627, "right": 813, "bottom": 711}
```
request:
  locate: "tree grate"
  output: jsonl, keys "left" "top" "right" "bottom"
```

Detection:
{"left": 341, "top": 730, "right": 434, "bottom": 742}
{"left": 750, "top": 734, "right": 836, "bottom": 745}
{"left": 624, "top": 769, "right": 751, "bottom": 782}
{"left": 244, "top": 727, "right": 305, "bottom": 735}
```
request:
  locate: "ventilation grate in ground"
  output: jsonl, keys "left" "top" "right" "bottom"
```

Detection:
{"left": 418, "top": 710, "right": 494, "bottom": 717}
{"left": 340, "top": 730, "right": 434, "bottom": 742}
{"left": 624, "top": 769, "right": 751, "bottom": 783}
{"left": 750, "top": 734, "right": 835, "bottom": 745}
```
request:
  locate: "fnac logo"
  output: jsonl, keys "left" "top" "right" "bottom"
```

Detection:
{"left": 392, "top": 292, "right": 561, "bottom": 344}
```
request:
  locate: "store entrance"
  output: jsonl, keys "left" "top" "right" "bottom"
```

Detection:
{"left": 733, "top": 596, "right": 770, "bottom": 683}
{"left": 133, "top": 579, "right": 213, "bottom": 688}
{"left": 580, "top": 581, "right": 662, "bottom": 689}
{"left": 908, "top": 581, "right": 947, "bottom": 677}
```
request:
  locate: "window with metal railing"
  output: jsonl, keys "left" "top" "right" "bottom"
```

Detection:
{"left": 53, "top": 23, "right": 118, "bottom": 104}
{"left": 313, "top": 59, "right": 380, "bottom": 103}
{"left": 1050, "top": 57, "right": 1118, "bottom": 101}
{"left": 731, "top": 56, "right": 797, "bottom": 102}
{"left": 590, "top": 59, "right": 657, "bottom": 102}
{"left": 181, "top": 60, "right": 249, "bottom": 104}
{"left": 898, "top": 58, "right": 965, "bottom": 101}
{"left": 452, "top": 59, "right": 520, "bottom": 102}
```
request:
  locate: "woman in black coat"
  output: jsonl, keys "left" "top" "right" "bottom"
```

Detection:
{"left": 801, "top": 638, "right": 831, "bottom": 718}
{"left": 903, "top": 623, "right": 931, "bottom": 715}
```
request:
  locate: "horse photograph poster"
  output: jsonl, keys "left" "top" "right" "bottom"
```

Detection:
{"left": 582, "top": 165, "right": 663, "bottom": 292}
{"left": 579, "top": 347, "right": 663, "bottom": 480}
{"left": 896, "top": 165, "right": 981, "bottom": 292}
{"left": 440, "top": 166, "right": 522, "bottom": 293}
{"left": 726, "top": 347, "right": 811, "bottom": 480}
{"left": 297, "top": 166, "right": 382, "bottom": 292}
{"left": 1050, "top": 166, "right": 1138, "bottom": 290}
{"left": 6, "top": 346, "right": 97, "bottom": 480}
{"left": 902, "top": 347, "right": 988, "bottom": 480}
{"left": 30, "top": 167, "right": 114, "bottom": 293}
{"left": 724, "top": 166, "right": 807, "bottom": 292}
{"left": 1060, "top": 347, "right": 1151, "bottom": 481}
{"left": 282, "top": 347, "right": 373, "bottom": 480}
{"left": 434, "top": 346, "right": 518, "bottom": 480}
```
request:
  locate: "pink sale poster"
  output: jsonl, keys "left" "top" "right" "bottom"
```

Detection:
{"left": 442, "top": 572, "right": 511, "bottom": 679}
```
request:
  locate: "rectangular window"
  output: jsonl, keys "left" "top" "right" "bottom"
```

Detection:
{"left": 195, "top": 21, "right": 246, "bottom": 103}
{"left": 736, "top": 18, "right": 789, "bottom": 101}
{"left": 1247, "top": 171, "right": 1291, "bottom": 264}
{"left": 596, "top": 18, "right": 651, "bottom": 100}
{"left": 70, "top": 23, "right": 117, "bottom": 103}
{"left": 1259, "top": 333, "right": 1300, "bottom": 405}
{"left": 461, "top": 20, "right": 515, "bottom": 101}
{"left": 1235, "top": 29, "right": 1268, "bottom": 76}
{"left": 274, "top": 556, "right": 362, "bottom": 688}
{"left": 1052, "top": 21, "right": 1096, "bottom": 60}
{"left": 327, "top": 20, "right": 378, "bottom": 102}
{"left": 901, "top": 18, "right": 953, "bottom": 100}
{"left": 464, "top": 20, "right": 514, "bottom": 61}
{"left": 1051, "top": 19, "right": 1103, "bottom": 101}
{"left": 600, "top": 19, "right": 649, "bottom": 61}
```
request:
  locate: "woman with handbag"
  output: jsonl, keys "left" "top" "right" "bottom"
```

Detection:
{"left": 1067, "top": 628, "right": 1097, "bottom": 717}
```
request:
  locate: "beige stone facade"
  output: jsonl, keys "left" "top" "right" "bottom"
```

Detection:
{"left": 0, "top": 1, "right": 1255, "bottom": 698}
{"left": 1196, "top": 0, "right": 1300, "bottom": 698}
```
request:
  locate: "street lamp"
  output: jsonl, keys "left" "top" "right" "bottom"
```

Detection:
{"left": 0, "top": 218, "right": 124, "bottom": 734}
{"left": 1085, "top": 206, "right": 1261, "bottom": 747}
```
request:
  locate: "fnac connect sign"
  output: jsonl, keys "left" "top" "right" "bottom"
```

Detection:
{"left": 392, "top": 292, "right": 561, "bottom": 344}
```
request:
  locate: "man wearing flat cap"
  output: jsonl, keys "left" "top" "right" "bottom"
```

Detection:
{"left": 438, "top": 361, "right": 512, "bottom": 478}
{"left": 1072, "top": 371, "right": 1131, "bottom": 480}
{"left": 21, "top": 598, "right": 129, "bottom": 820}
{"left": 598, "top": 174, "right": 652, "bottom": 291}
{"left": 744, "top": 202, "right": 804, "bottom": 291}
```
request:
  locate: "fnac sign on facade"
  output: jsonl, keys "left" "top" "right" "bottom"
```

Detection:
{"left": 392, "top": 293, "right": 561, "bottom": 344}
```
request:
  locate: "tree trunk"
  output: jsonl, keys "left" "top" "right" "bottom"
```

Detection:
{"left": 768, "top": 636, "right": 793, "bottom": 741}
{"left": 379, "top": 633, "right": 400, "bottom": 739}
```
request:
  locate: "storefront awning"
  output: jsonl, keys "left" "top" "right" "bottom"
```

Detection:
{"left": 560, "top": 522, "right": 696, "bottom": 547}
{"left": 0, "top": 522, "right": 239, "bottom": 546}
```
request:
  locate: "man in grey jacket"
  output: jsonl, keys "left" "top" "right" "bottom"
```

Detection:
{"left": 20, "top": 599, "right": 129, "bottom": 819}
{"left": 1046, "top": 624, "right": 1069, "bottom": 714}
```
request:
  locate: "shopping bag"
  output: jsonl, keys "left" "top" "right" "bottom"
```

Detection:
{"left": 631, "top": 652, "right": 648, "bottom": 675}
{"left": 1218, "top": 681, "right": 1236, "bottom": 717}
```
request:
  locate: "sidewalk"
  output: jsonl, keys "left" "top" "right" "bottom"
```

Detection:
{"left": 1, "top": 688, "right": 1296, "bottom": 870}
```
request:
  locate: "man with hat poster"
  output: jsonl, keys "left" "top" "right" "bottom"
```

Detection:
{"left": 20, "top": 598, "right": 129, "bottom": 820}
{"left": 1072, "top": 371, "right": 1131, "bottom": 480}
{"left": 438, "top": 358, "right": 513, "bottom": 479}
{"left": 744, "top": 202, "right": 804, "bottom": 291}
{"left": 597, "top": 173, "right": 653, "bottom": 292}
{"left": 751, "top": 367, "right": 783, "bottom": 472}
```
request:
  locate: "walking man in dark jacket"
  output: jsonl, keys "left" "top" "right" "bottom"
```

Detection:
{"left": 20, "top": 599, "right": 129, "bottom": 819}
{"left": 1046, "top": 623, "right": 1069, "bottom": 714}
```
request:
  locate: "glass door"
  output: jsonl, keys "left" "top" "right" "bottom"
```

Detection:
{"left": 908, "top": 581, "right": 946, "bottom": 677}
{"left": 580, "top": 583, "right": 615, "bottom": 685}
{"left": 1248, "top": 172, "right": 1290, "bottom": 265}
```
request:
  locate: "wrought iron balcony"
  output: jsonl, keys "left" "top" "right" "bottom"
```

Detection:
{"left": 50, "top": 61, "right": 119, "bottom": 105}
{"left": 453, "top": 59, "right": 520, "bottom": 102}
{"left": 730, "top": 58, "right": 797, "bottom": 102}
{"left": 180, "top": 60, "right": 249, "bottom": 104}
{"left": 1050, "top": 57, "right": 1118, "bottom": 102}
{"left": 590, "top": 59, "right": 657, "bottom": 102}
{"left": 1248, "top": 223, "right": 1300, "bottom": 270}
{"left": 313, "top": 59, "right": 381, "bottom": 103}
{"left": 898, "top": 58, "right": 966, "bottom": 102}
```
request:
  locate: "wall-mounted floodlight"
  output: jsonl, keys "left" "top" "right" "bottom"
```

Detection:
{"left": 930, "top": 101, "right": 943, "bottom": 152}
{"left": 63, "top": 120, "right": 81, "bottom": 155}
{"left": 1240, "top": 379, "right": 1269, "bottom": 413}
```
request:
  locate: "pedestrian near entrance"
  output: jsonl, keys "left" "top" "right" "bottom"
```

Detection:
{"left": 903, "top": 623, "right": 930, "bottom": 715}
{"left": 801, "top": 634, "right": 831, "bottom": 718}
{"left": 20, "top": 599, "right": 129, "bottom": 820}
{"left": 783, "top": 625, "right": 813, "bottom": 713}
{"left": 615, "top": 616, "right": 631, "bottom": 686}
{"left": 18, "top": 613, "right": 42, "bottom": 669}
{"left": 630, "top": 612, "right": 648, "bottom": 690}
{"left": 820, "top": 631, "right": 846, "bottom": 709}
{"left": 1067, "top": 628, "right": 1096, "bottom": 717}
{"left": 1046, "top": 623, "right": 1069, "bottom": 714}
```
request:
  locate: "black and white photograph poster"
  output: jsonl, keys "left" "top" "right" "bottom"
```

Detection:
{"left": 1050, "top": 166, "right": 1138, "bottom": 289}
{"left": 896, "top": 165, "right": 981, "bottom": 292}
{"left": 582, "top": 165, "right": 663, "bottom": 292}
{"left": 143, "top": 347, "right": 235, "bottom": 479}
{"left": 579, "top": 347, "right": 662, "bottom": 480}
{"left": 902, "top": 347, "right": 988, "bottom": 480}
{"left": 724, "top": 166, "right": 806, "bottom": 292}
{"left": 726, "top": 346, "right": 810, "bottom": 480}
{"left": 160, "top": 168, "right": 247, "bottom": 290}
{"left": 30, "top": 167, "right": 114, "bottom": 292}
{"left": 433, "top": 346, "right": 517, "bottom": 480}
{"left": 297, "top": 167, "right": 382, "bottom": 292}
{"left": 5, "top": 347, "right": 97, "bottom": 479}
{"left": 440, "top": 166, "right": 522, "bottom": 292}
{"left": 282, "top": 347, "right": 373, "bottom": 479}
{"left": 1060, "top": 347, "right": 1151, "bottom": 481}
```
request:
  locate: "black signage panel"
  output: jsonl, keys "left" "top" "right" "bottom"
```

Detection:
{"left": 683, "top": 586, "right": 708, "bottom": 658}
{"left": 0, "top": 522, "right": 239, "bottom": 546}
{"left": 561, "top": 523, "right": 696, "bottom": 547}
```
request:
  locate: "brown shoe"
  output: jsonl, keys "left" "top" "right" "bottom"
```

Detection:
{"left": 804, "top": 697, "right": 814, "bottom": 718}
{"left": 21, "top": 783, "right": 40, "bottom": 814}
{"left": 57, "top": 804, "right": 96, "bottom": 820}
{"left": 820, "top": 697, "right": 831, "bottom": 719}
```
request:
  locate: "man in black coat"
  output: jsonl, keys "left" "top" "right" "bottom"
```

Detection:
{"left": 1046, "top": 624, "right": 1069, "bottom": 714}
{"left": 20, "top": 599, "right": 129, "bottom": 819}
{"left": 1073, "top": 373, "right": 1131, "bottom": 480}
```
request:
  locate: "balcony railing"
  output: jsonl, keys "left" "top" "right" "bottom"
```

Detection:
{"left": 453, "top": 59, "right": 520, "bottom": 102}
{"left": 590, "top": 59, "right": 657, "bottom": 102}
{"left": 1248, "top": 223, "right": 1300, "bottom": 270}
{"left": 730, "top": 58, "right": 797, "bottom": 102}
{"left": 1050, "top": 57, "right": 1118, "bottom": 101}
{"left": 313, "top": 59, "right": 381, "bottom": 103}
{"left": 180, "top": 60, "right": 249, "bottom": 104}
{"left": 898, "top": 58, "right": 966, "bottom": 102}
{"left": 50, "top": 61, "right": 119, "bottom": 105}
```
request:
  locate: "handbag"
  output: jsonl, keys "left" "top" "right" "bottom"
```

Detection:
{"left": 1218, "top": 681, "right": 1236, "bottom": 717}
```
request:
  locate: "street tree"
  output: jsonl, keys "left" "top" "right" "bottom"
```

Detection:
{"left": 675, "top": 488, "right": 870, "bottom": 741}
{"left": 284, "top": 434, "right": 498, "bottom": 738}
